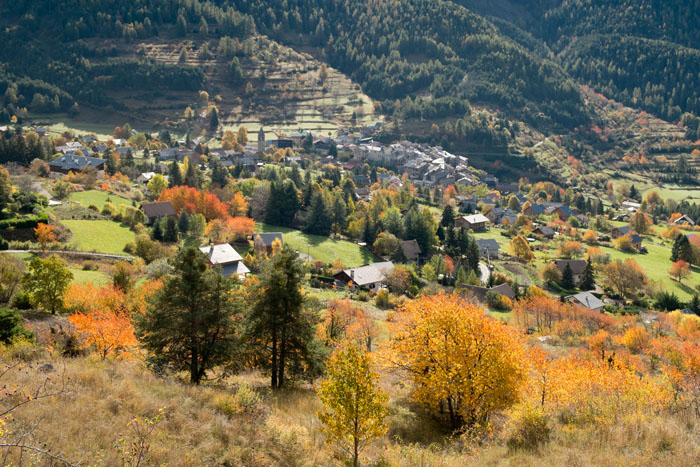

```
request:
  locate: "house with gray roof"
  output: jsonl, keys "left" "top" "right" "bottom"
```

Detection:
{"left": 200, "top": 243, "right": 250, "bottom": 278}
{"left": 476, "top": 239, "right": 500, "bottom": 258}
{"left": 566, "top": 292, "right": 605, "bottom": 312}
{"left": 334, "top": 262, "right": 394, "bottom": 290}
{"left": 49, "top": 154, "right": 105, "bottom": 176}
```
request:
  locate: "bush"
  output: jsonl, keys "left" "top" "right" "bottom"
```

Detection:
{"left": 87, "top": 204, "right": 99, "bottom": 211}
{"left": 655, "top": 291, "right": 681, "bottom": 311}
{"left": 505, "top": 405, "right": 551, "bottom": 452}
{"left": 357, "top": 291, "right": 369, "bottom": 302}
{"left": 375, "top": 289, "right": 391, "bottom": 308}
{"left": 11, "top": 291, "right": 33, "bottom": 310}
{"left": 486, "top": 291, "right": 513, "bottom": 311}
{"left": 0, "top": 308, "right": 33, "bottom": 343}
{"left": 213, "top": 384, "right": 267, "bottom": 419}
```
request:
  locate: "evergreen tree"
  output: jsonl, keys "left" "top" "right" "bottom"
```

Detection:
{"left": 135, "top": 248, "right": 242, "bottom": 385}
{"left": 466, "top": 235, "right": 480, "bottom": 273}
{"left": 363, "top": 218, "right": 376, "bottom": 245}
{"left": 304, "top": 192, "right": 332, "bottom": 236}
{"left": 164, "top": 216, "right": 179, "bottom": 242}
{"left": 455, "top": 266, "right": 468, "bottom": 288}
{"left": 177, "top": 211, "right": 190, "bottom": 234}
{"left": 690, "top": 294, "right": 700, "bottom": 316}
{"left": 209, "top": 107, "right": 219, "bottom": 131}
{"left": 152, "top": 220, "right": 163, "bottom": 241}
{"left": 331, "top": 193, "right": 347, "bottom": 231}
{"left": 105, "top": 150, "right": 118, "bottom": 176}
{"left": 184, "top": 160, "right": 199, "bottom": 188}
{"left": 169, "top": 160, "right": 182, "bottom": 187}
{"left": 561, "top": 263, "right": 575, "bottom": 290}
{"left": 578, "top": 257, "right": 596, "bottom": 291}
{"left": 671, "top": 234, "right": 694, "bottom": 263}
{"left": 440, "top": 205, "right": 455, "bottom": 229}
{"left": 245, "top": 247, "right": 322, "bottom": 388}
{"left": 265, "top": 180, "right": 299, "bottom": 227}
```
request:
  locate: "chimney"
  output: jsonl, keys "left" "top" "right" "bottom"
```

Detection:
{"left": 209, "top": 242, "right": 214, "bottom": 256}
{"left": 350, "top": 269, "right": 355, "bottom": 280}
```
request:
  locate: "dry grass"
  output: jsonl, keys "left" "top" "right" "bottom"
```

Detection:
{"left": 0, "top": 344, "right": 698, "bottom": 466}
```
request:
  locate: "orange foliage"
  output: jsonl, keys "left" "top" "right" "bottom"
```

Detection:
{"left": 159, "top": 186, "right": 229, "bottom": 220}
{"left": 34, "top": 223, "right": 55, "bottom": 250}
{"left": 228, "top": 192, "right": 248, "bottom": 217}
{"left": 68, "top": 308, "right": 137, "bottom": 359}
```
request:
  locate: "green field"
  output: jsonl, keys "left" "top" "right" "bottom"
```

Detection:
{"left": 69, "top": 268, "right": 109, "bottom": 285}
{"left": 599, "top": 241, "right": 700, "bottom": 300}
{"left": 69, "top": 190, "right": 132, "bottom": 209}
{"left": 63, "top": 220, "right": 136, "bottom": 255}
{"left": 256, "top": 224, "right": 377, "bottom": 267}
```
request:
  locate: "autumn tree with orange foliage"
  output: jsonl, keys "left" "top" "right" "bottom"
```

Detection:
{"left": 34, "top": 223, "right": 55, "bottom": 251}
{"left": 205, "top": 216, "right": 255, "bottom": 243}
{"left": 319, "top": 299, "right": 377, "bottom": 351}
{"left": 669, "top": 260, "right": 691, "bottom": 284}
{"left": 629, "top": 211, "right": 653, "bottom": 235}
{"left": 582, "top": 229, "right": 597, "bottom": 245}
{"left": 557, "top": 241, "right": 584, "bottom": 259}
{"left": 228, "top": 192, "right": 248, "bottom": 217}
{"left": 158, "top": 186, "right": 229, "bottom": 220}
{"left": 384, "top": 293, "right": 527, "bottom": 430}
{"left": 64, "top": 282, "right": 151, "bottom": 359}
{"left": 601, "top": 259, "right": 646, "bottom": 298}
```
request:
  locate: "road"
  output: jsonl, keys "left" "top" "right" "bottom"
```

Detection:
{"left": 479, "top": 262, "right": 491, "bottom": 283}
{"left": 3, "top": 250, "right": 133, "bottom": 260}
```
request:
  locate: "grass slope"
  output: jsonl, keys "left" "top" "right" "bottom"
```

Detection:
{"left": 62, "top": 220, "right": 135, "bottom": 255}
{"left": 68, "top": 268, "right": 110, "bottom": 285}
{"left": 69, "top": 190, "right": 132, "bottom": 209}
{"left": 256, "top": 224, "right": 377, "bottom": 267}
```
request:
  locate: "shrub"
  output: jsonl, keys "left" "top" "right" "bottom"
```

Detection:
{"left": 213, "top": 384, "right": 266, "bottom": 419}
{"left": 375, "top": 289, "right": 391, "bottom": 308}
{"left": 486, "top": 291, "right": 512, "bottom": 311}
{"left": 505, "top": 405, "right": 551, "bottom": 452}
{"left": 87, "top": 204, "right": 99, "bottom": 211}
{"left": 0, "top": 308, "right": 33, "bottom": 343}
{"left": 11, "top": 291, "right": 33, "bottom": 310}
{"left": 655, "top": 291, "right": 681, "bottom": 311}
{"left": 357, "top": 291, "right": 369, "bottom": 302}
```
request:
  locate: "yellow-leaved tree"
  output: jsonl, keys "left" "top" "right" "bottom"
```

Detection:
{"left": 385, "top": 293, "right": 527, "bottom": 431}
{"left": 317, "top": 344, "right": 389, "bottom": 467}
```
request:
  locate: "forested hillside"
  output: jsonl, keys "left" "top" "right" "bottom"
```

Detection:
{"left": 1, "top": 0, "right": 699, "bottom": 150}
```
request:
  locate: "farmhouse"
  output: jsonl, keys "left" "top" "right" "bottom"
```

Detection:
{"left": 399, "top": 239, "right": 422, "bottom": 263}
{"left": 199, "top": 243, "right": 250, "bottom": 278}
{"left": 334, "top": 262, "right": 394, "bottom": 290}
{"left": 455, "top": 214, "right": 490, "bottom": 231}
{"left": 523, "top": 203, "right": 546, "bottom": 217}
{"left": 476, "top": 238, "right": 500, "bottom": 258}
{"left": 463, "top": 283, "right": 515, "bottom": 303}
{"left": 554, "top": 259, "right": 587, "bottom": 283}
{"left": 532, "top": 226, "right": 555, "bottom": 239}
{"left": 566, "top": 292, "right": 605, "bottom": 312}
{"left": 141, "top": 201, "right": 176, "bottom": 225}
{"left": 49, "top": 154, "right": 105, "bottom": 176}
{"left": 672, "top": 214, "right": 696, "bottom": 226}
{"left": 611, "top": 225, "right": 632, "bottom": 239}
{"left": 136, "top": 172, "right": 156, "bottom": 184}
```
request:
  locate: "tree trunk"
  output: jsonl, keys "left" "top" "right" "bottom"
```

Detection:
{"left": 271, "top": 327, "right": 278, "bottom": 388}
{"left": 353, "top": 435, "right": 359, "bottom": 467}
{"left": 278, "top": 329, "right": 286, "bottom": 388}
{"left": 191, "top": 346, "right": 199, "bottom": 384}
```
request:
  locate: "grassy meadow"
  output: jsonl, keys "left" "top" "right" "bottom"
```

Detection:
{"left": 62, "top": 220, "right": 135, "bottom": 255}
{"left": 256, "top": 224, "right": 377, "bottom": 267}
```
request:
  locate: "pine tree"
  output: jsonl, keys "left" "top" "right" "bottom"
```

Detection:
{"left": 169, "top": 160, "right": 182, "bottom": 187}
{"left": 134, "top": 248, "right": 241, "bottom": 384}
{"left": 440, "top": 205, "right": 455, "bottom": 228}
{"left": 164, "top": 216, "right": 179, "bottom": 242}
{"left": 578, "top": 257, "right": 595, "bottom": 291}
{"left": 177, "top": 211, "right": 190, "bottom": 234}
{"left": 304, "top": 192, "right": 332, "bottom": 236}
{"left": 184, "top": 160, "right": 199, "bottom": 188}
{"left": 455, "top": 266, "right": 468, "bottom": 288}
{"left": 690, "top": 294, "right": 700, "bottom": 316}
{"left": 671, "top": 234, "right": 694, "bottom": 263}
{"left": 245, "top": 247, "right": 322, "bottom": 388}
{"left": 152, "top": 220, "right": 163, "bottom": 241}
{"left": 561, "top": 262, "right": 575, "bottom": 290}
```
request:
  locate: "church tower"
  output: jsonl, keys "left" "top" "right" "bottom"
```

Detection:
{"left": 258, "top": 127, "right": 265, "bottom": 153}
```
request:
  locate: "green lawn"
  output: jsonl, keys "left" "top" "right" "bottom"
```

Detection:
{"left": 599, "top": 241, "right": 700, "bottom": 300}
{"left": 69, "top": 190, "right": 132, "bottom": 209}
{"left": 69, "top": 268, "right": 109, "bottom": 285}
{"left": 256, "top": 224, "right": 377, "bottom": 267}
{"left": 63, "top": 220, "right": 136, "bottom": 255}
